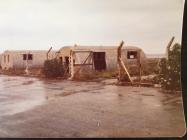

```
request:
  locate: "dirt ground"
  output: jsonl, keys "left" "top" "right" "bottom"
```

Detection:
{"left": 0, "top": 75, "right": 186, "bottom": 138}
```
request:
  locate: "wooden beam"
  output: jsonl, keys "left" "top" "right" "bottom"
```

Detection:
{"left": 117, "top": 41, "right": 124, "bottom": 60}
{"left": 73, "top": 50, "right": 93, "bottom": 53}
{"left": 117, "top": 41, "right": 133, "bottom": 84}
{"left": 137, "top": 50, "right": 141, "bottom": 85}
{"left": 47, "top": 46, "right": 52, "bottom": 60}
{"left": 73, "top": 52, "right": 93, "bottom": 76}
{"left": 166, "top": 36, "right": 175, "bottom": 59}
{"left": 117, "top": 41, "right": 124, "bottom": 81}
{"left": 117, "top": 81, "right": 153, "bottom": 87}
{"left": 69, "top": 50, "right": 74, "bottom": 79}
{"left": 119, "top": 58, "right": 133, "bottom": 83}
{"left": 74, "top": 63, "right": 93, "bottom": 66}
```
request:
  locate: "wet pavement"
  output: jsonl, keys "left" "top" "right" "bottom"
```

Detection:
{"left": 0, "top": 75, "right": 186, "bottom": 138}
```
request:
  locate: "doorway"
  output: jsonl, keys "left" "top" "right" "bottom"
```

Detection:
{"left": 65, "top": 56, "right": 69, "bottom": 73}
{"left": 93, "top": 52, "right": 106, "bottom": 71}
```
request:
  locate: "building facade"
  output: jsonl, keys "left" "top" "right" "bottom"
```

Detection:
{"left": 56, "top": 45, "right": 148, "bottom": 78}
{"left": 0, "top": 50, "right": 56, "bottom": 70}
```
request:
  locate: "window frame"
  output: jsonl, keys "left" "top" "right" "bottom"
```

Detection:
{"left": 127, "top": 51, "right": 138, "bottom": 59}
{"left": 23, "top": 54, "right": 27, "bottom": 60}
{"left": 28, "top": 54, "right": 33, "bottom": 60}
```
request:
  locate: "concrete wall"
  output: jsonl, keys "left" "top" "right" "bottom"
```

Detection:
{"left": 57, "top": 46, "right": 147, "bottom": 77}
{"left": 1, "top": 50, "right": 56, "bottom": 70}
{"left": 56, "top": 46, "right": 72, "bottom": 59}
{"left": 58, "top": 46, "right": 147, "bottom": 70}
{"left": 1, "top": 52, "right": 13, "bottom": 70}
{"left": 0, "top": 54, "right": 2, "bottom": 69}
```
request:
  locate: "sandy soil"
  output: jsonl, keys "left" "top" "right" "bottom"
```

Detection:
{"left": 0, "top": 75, "right": 186, "bottom": 138}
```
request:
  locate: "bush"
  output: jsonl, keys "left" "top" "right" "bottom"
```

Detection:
{"left": 42, "top": 59, "right": 65, "bottom": 78}
{"left": 156, "top": 43, "right": 181, "bottom": 91}
{"left": 143, "top": 58, "right": 160, "bottom": 75}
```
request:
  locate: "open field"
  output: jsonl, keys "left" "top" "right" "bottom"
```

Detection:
{"left": 0, "top": 75, "right": 186, "bottom": 138}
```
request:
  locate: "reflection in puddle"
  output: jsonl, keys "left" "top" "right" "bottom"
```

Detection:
{"left": 0, "top": 75, "right": 46, "bottom": 116}
{"left": 0, "top": 75, "right": 185, "bottom": 137}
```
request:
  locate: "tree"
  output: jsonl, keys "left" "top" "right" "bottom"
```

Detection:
{"left": 157, "top": 43, "right": 181, "bottom": 91}
{"left": 42, "top": 59, "right": 65, "bottom": 78}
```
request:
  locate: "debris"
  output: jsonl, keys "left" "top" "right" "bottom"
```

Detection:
{"left": 97, "top": 122, "right": 100, "bottom": 127}
{"left": 154, "top": 84, "right": 161, "bottom": 88}
{"left": 141, "top": 94, "right": 154, "bottom": 96}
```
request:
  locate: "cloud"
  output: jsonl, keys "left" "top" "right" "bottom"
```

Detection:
{"left": 0, "top": 0, "right": 184, "bottom": 54}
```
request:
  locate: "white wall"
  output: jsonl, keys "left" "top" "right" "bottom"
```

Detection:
{"left": 57, "top": 46, "right": 148, "bottom": 78}
{"left": 0, "top": 54, "right": 2, "bottom": 69}
{"left": 1, "top": 51, "right": 56, "bottom": 70}
{"left": 1, "top": 53, "right": 13, "bottom": 70}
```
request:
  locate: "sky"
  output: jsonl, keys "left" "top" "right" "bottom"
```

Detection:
{"left": 0, "top": 0, "right": 185, "bottom": 54}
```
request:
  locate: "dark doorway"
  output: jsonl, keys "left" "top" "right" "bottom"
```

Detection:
{"left": 59, "top": 57, "right": 63, "bottom": 64}
{"left": 65, "top": 56, "right": 69, "bottom": 65}
{"left": 65, "top": 56, "right": 69, "bottom": 73}
{"left": 93, "top": 52, "right": 106, "bottom": 71}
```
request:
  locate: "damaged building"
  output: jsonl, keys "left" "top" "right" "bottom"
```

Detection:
{"left": 56, "top": 45, "right": 148, "bottom": 79}
{"left": 0, "top": 50, "right": 56, "bottom": 70}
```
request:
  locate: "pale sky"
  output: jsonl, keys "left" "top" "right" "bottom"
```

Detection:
{"left": 0, "top": 0, "right": 185, "bottom": 54}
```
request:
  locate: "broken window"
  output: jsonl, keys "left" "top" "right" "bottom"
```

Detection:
{"left": 59, "top": 57, "right": 63, "bottom": 64}
{"left": 28, "top": 54, "right": 33, "bottom": 60}
{"left": 23, "top": 54, "right": 33, "bottom": 60}
{"left": 127, "top": 51, "right": 138, "bottom": 59}
{"left": 23, "top": 54, "right": 27, "bottom": 60}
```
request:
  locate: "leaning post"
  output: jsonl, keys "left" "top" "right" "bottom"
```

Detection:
{"left": 117, "top": 41, "right": 133, "bottom": 84}
{"left": 138, "top": 50, "right": 142, "bottom": 86}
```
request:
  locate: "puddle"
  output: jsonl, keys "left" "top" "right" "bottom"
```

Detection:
{"left": 0, "top": 75, "right": 46, "bottom": 116}
{"left": 22, "top": 81, "right": 34, "bottom": 85}
{"left": 0, "top": 75, "right": 185, "bottom": 137}
{"left": 0, "top": 75, "right": 106, "bottom": 116}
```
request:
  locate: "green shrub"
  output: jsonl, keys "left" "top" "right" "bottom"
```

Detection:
{"left": 42, "top": 59, "right": 65, "bottom": 78}
{"left": 156, "top": 43, "right": 181, "bottom": 91}
{"left": 143, "top": 58, "right": 160, "bottom": 75}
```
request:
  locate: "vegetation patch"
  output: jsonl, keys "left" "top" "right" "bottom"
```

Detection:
{"left": 42, "top": 59, "right": 65, "bottom": 78}
{"left": 155, "top": 43, "right": 181, "bottom": 91}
